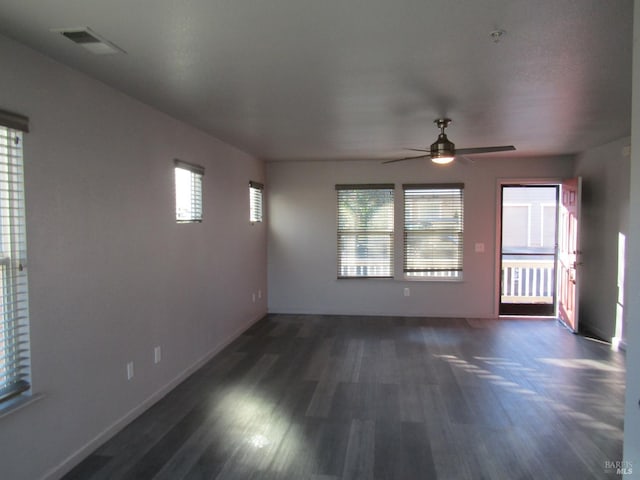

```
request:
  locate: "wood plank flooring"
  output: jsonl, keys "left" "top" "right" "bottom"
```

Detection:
{"left": 63, "top": 315, "right": 625, "bottom": 480}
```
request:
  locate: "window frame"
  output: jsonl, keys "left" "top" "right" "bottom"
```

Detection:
{"left": 174, "top": 159, "right": 204, "bottom": 224}
{"left": 403, "top": 183, "right": 465, "bottom": 281}
{"left": 336, "top": 184, "right": 395, "bottom": 279}
{"left": 0, "top": 109, "right": 31, "bottom": 405}
{"left": 249, "top": 181, "right": 264, "bottom": 224}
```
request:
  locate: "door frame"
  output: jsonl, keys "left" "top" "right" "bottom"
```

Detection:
{"left": 494, "top": 178, "right": 564, "bottom": 317}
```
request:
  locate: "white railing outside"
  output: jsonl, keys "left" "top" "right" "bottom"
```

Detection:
{"left": 501, "top": 258, "right": 555, "bottom": 303}
{"left": 339, "top": 264, "right": 392, "bottom": 278}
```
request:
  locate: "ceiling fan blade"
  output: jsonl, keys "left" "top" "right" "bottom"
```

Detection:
{"left": 382, "top": 154, "right": 431, "bottom": 164}
{"left": 455, "top": 145, "right": 516, "bottom": 155}
{"left": 405, "top": 148, "right": 430, "bottom": 153}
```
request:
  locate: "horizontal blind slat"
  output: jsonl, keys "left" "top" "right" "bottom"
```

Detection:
{"left": 0, "top": 379, "right": 30, "bottom": 402}
{"left": 0, "top": 356, "right": 30, "bottom": 372}
{"left": 0, "top": 110, "right": 29, "bottom": 132}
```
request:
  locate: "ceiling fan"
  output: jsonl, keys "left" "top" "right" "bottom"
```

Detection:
{"left": 383, "top": 118, "right": 515, "bottom": 165}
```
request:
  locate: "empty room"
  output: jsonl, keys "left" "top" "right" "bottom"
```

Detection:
{"left": 0, "top": 1, "right": 639, "bottom": 479}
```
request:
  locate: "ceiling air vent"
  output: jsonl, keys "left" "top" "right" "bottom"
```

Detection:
{"left": 52, "top": 27, "right": 125, "bottom": 55}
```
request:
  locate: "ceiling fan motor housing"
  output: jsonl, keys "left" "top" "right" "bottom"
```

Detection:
{"left": 430, "top": 133, "right": 455, "bottom": 158}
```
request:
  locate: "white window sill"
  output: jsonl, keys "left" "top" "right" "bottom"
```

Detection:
{"left": 336, "top": 276, "right": 465, "bottom": 283}
{"left": 0, "top": 393, "right": 45, "bottom": 420}
{"left": 402, "top": 276, "right": 464, "bottom": 283}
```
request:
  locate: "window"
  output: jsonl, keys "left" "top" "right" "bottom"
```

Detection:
{"left": 336, "top": 184, "right": 394, "bottom": 278}
{"left": 502, "top": 205, "right": 530, "bottom": 247}
{"left": 0, "top": 109, "right": 30, "bottom": 403}
{"left": 249, "top": 181, "right": 264, "bottom": 223}
{"left": 541, "top": 204, "right": 557, "bottom": 248}
{"left": 403, "top": 184, "right": 464, "bottom": 279}
{"left": 174, "top": 160, "right": 204, "bottom": 223}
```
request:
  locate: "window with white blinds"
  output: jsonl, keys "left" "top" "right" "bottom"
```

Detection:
{"left": 174, "top": 160, "right": 204, "bottom": 223}
{"left": 249, "top": 181, "right": 263, "bottom": 223}
{"left": 0, "top": 109, "right": 30, "bottom": 403}
{"left": 336, "top": 184, "right": 394, "bottom": 278}
{"left": 403, "top": 184, "right": 464, "bottom": 279}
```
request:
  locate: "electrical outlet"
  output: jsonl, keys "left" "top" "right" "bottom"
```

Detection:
{"left": 126, "top": 361, "right": 134, "bottom": 380}
{"left": 154, "top": 346, "right": 161, "bottom": 364}
{"left": 404, "top": 287, "right": 410, "bottom": 297}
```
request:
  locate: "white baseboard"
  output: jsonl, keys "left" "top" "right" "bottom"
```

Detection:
{"left": 267, "top": 307, "right": 492, "bottom": 319}
{"left": 43, "top": 312, "right": 266, "bottom": 480}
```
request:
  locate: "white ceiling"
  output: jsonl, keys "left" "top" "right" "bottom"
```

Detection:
{"left": 0, "top": 0, "right": 633, "bottom": 162}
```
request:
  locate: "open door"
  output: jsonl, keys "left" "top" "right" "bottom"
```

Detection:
{"left": 557, "top": 177, "right": 582, "bottom": 332}
{"left": 499, "top": 185, "right": 558, "bottom": 316}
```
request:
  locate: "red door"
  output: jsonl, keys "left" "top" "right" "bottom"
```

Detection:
{"left": 557, "top": 178, "right": 582, "bottom": 332}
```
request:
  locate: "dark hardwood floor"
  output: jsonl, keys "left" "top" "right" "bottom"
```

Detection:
{"left": 64, "top": 315, "right": 625, "bottom": 480}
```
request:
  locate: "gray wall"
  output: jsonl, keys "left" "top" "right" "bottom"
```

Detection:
{"left": 267, "top": 156, "right": 574, "bottom": 318}
{"left": 574, "top": 137, "right": 631, "bottom": 342}
{"left": 0, "top": 34, "right": 267, "bottom": 480}
{"left": 623, "top": 0, "right": 640, "bottom": 471}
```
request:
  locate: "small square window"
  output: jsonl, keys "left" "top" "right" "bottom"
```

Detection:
{"left": 174, "top": 160, "right": 204, "bottom": 223}
{"left": 249, "top": 181, "right": 264, "bottom": 223}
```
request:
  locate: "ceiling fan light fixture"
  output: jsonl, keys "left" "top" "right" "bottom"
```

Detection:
{"left": 431, "top": 155, "right": 455, "bottom": 165}
{"left": 430, "top": 119, "right": 455, "bottom": 164}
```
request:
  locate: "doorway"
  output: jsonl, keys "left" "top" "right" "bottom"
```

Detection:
{"left": 499, "top": 185, "right": 559, "bottom": 316}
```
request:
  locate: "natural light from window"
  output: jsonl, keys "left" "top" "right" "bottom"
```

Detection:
{"left": 613, "top": 232, "right": 626, "bottom": 351}
{"left": 174, "top": 161, "right": 203, "bottom": 223}
{"left": 249, "top": 181, "right": 263, "bottom": 223}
